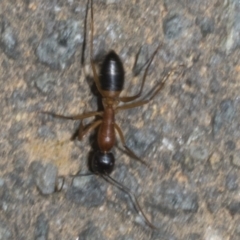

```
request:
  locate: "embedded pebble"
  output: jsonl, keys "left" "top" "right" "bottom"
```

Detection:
{"left": 78, "top": 223, "right": 104, "bottom": 240}
{"left": 231, "top": 150, "right": 240, "bottom": 168}
{"left": 34, "top": 214, "right": 49, "bottom": 240}
{"left": 0, "top": 17, "right": 19, "bottom": 59}
{"left": 227, "top": 201, "right": 240, "bottom": 216}
{"left": 225, "top": 172, "right": 238, "bottom": 191}
{"left": 163, "top": 14, "right": 190, "bottom": 39}
{"left": 225, "top": 1, "right": 240, "bottom": 53}
{"left": 0, "top": 221, "right": 12, "bottom": 239}
{"left": 195, "top": 17, "right": 214, "bottom": 37}
{"left": 208, "top": 151, "right": 222, "bottom": 170}
{"left": 189, "top": 145, "right": 209, "bottom": 162}
{"left": 37, "top": 125, "right": 56, "bottom": 139}
{"left": 34, "top": 162, "right": 58, "bottom": 195}
{"left": 152, "top": 181, "right": 199, "bottom": 216}
{"left": 35, "top": 73, "right": 55, "bottom": 94}
{"left": 212, "top": 99, "right": 235, "bottom": 136}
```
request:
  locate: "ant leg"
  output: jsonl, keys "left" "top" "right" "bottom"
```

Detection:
{"left": 81, "top": 0, "right": 90, "bottom": 67}
{"left": 101, "top": 174, "right": 158, "bottom": 230}
{"left": 78, "top": 119, "right": 102, "bottom": 141}
{"left": 89, "top": 0, "right": 104, "bottom": 95}
{"left": 119, "top": 45, "right": 161, "bottom": 103}
{"left": 114, "top": 123, "right": 150, "bottom": 168}
{"left": 40, "top": 111, "right": 103, "bottom": 120}
{"left": 117, "top": 67, "right": 179, "bottom": 111}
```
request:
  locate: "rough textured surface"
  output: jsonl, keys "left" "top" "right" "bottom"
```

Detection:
{"left": 0, "top": 0, "right": 240, "bottom": 239}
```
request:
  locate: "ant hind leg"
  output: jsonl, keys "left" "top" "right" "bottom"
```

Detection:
{"left": 114, "top": 123, "right": 151, "bottom": 169}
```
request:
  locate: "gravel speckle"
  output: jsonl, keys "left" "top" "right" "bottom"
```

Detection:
{"left": 151, "top": 181, "right": 199, "bottom": 216}
{"left": 0, "top": 220, "right": 12, "bottom": 240}
{"left": 36, "top": 20, "right": 83, "bottom": 69}
{"left": 225, "top": 1, "right": 240, "bottom": 53}
{"left": 172, "top": 151, "right": 185, "bottom": 164}
{"left": 231, "top": 150, "right": 240, "bottom": 168}
{"left": 78, "top": 223, "right": 104, "bottom": 240}
{"left": 34, "top": 213, "right": 49, "bottom": 240}
{"left": 37, "top": 125, "right": 56, "bottom": 139}
{"left": 189, "top": 145, "right": 209, "bottom": 162}
{"left": 225, "top": 171, "right": 238, "bottom": 191}
{"left": 66, "top": 175, "right": 107, "bottom": 207}
{"left": 227, "top": 201, "right": 240, "bottom": 216}
{"left": 205, "top": 188, "right": 222, "bottom": 213}
{"left": 126, "top": 127, "right": 160, "bottom": 158}
{"left": 163, "top": 14, "right": 190, "bottom": 40}
{"left": 208, "top": 151, "right": 223, "bottom": 171}
{"left": 34, "top": 72, "right": 56, "bottom": 94}
{"left": 212, "top": 99, "right": 235, "bottom": 136}
{"left": 195, "top": 17, "right": 214, "bottom": 37}
{"left": 0, "top": 17, "right": 19, "bottom": 59}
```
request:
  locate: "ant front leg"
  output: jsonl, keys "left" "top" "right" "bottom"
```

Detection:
{"left": 114, "top": 123, "right": 150, "bottom": 168}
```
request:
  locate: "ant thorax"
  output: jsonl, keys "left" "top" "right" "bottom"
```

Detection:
{"left": 102, "top": 98, "right": 119, "bottom": 109}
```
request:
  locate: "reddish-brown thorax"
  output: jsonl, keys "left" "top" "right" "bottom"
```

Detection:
{"left": 97, "top": 107, "right": 115, "bottom": 152}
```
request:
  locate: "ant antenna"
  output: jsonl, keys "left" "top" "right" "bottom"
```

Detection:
{"left": 101, "top": 174, "right": 159, "bottom": 230}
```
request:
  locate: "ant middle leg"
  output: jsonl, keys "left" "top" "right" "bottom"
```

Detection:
{"left": 119, "top": 45, "right": 161, "bottom": 103}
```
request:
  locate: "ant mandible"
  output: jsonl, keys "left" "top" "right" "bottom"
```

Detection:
{"left": 42, "top": 0, "right": 175, "bottom": 229}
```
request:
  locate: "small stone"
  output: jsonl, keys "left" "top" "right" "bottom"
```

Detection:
{"left": 35, "top": 73, "right": 55, "bottom": 94}
{"left": 163, "top": 14, "right": 190, "bottom": 39}
{"left": 34, "top": 213, "right": 49, "bottom": 240}
{"left": 227, "top": 201, "right": 240, "bottom": 216}
{"left": 231, "top": 150, "right": 240, "bottom": 168}
{"left": 196, "top": 17, "right": 214, "bottom": 37}
{"left": 0, "top": 18, "right": 19, "bottom": 59}
{"left": 66, "top": 175, "right": 106, "bottom": 207}
{"left": 0, "top": 221, "right": 12, "bottom": 240}
{"left": 208, "top": 151, "right": 222, "bottom": 170}
{"left": 225, "top": 172, "right": 238, "bottom": 191}
{"left": 34, "top": 162, "right": 58, "bottom": 195}
{"left": 189, "top": 145, "right": 209, "bottom": 161}
{"left": 78, "top": 223, "right": 104, "bottom": 240}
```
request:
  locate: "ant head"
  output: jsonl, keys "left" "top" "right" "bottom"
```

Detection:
{"left": 90, "top": 151, "right": 115, "bottom": 175}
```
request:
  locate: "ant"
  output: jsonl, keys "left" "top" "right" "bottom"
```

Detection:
{"left": 42, "top": 0, "right": 177, "bottom": 230}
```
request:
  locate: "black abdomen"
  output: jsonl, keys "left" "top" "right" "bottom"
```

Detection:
{"left": 100, "top": 50, "right": 124, "bottom": 91}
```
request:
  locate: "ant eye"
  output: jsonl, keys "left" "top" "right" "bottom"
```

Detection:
{"left": 91, "top": 151, "right": 115, "bottom": 175}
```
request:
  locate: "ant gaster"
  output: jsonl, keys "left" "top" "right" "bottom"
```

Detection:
{"left": 42, "top": 0, "right": 177, "bottom": 230}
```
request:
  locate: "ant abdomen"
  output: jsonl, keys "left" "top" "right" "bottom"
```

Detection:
{"left": 91, "top": 151, "right": 115, "bottom": 175}
{"left": 100, "top": 50, "right": 125, "bottom": 92}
